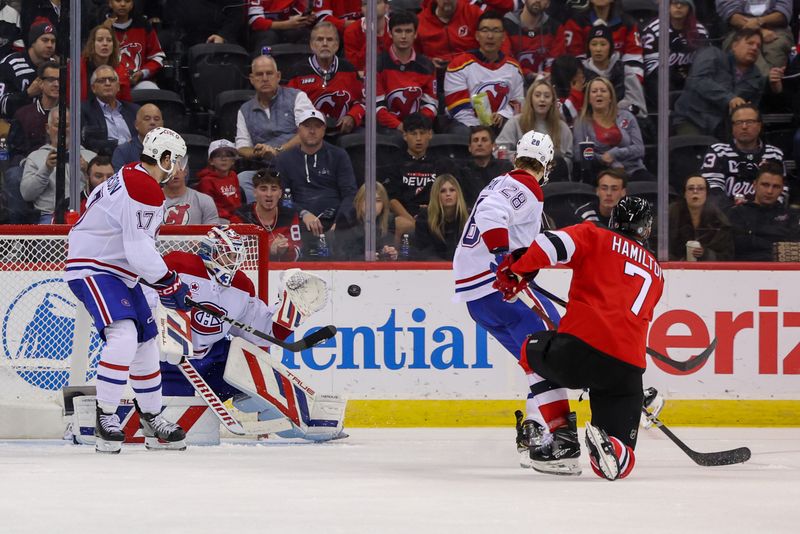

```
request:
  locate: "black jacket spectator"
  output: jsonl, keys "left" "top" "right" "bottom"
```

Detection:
{"left": 668, "top": 200, "right": 734, "bottom": 261}
{"left": 161, "top": 0, "right": 246, "bottom": 46}
{"left": 458, "top": 157, "right": 513, "bottom": 208}
{"left": 379, "top": 151, "right": 456, "bottom": 218}
{"left": 728, "top": 202, "right": 798, "bottom": 261}
{"left": 80, "top": 96, "right": 138, "bottom": 154}
{"left": 413, "top": 209, "right": 461, "bottom": 261}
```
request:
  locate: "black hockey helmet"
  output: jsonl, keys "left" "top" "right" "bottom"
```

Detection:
{"left": 609, "top": 196, "right": 653, "bottom": 241}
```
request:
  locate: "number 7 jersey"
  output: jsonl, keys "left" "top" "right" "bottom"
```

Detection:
{"left": 513, "top": 221, "right": 664, "bottom": 368}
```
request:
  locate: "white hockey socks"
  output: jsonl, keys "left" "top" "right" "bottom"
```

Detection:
{"left": 95, "top": 320, "right": 138, "bottom": 413}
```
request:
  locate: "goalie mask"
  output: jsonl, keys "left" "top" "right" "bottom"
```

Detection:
{"left": 199, "top": 226, "right": 246, "bottom": 287}
{"left": 142, "top": 127, "right": 188, "bottom": 183}
{"left": 609, "top": 196, "right": 653, "bottom": 242}
{"left": 515, "top": 130, "right": 555, "bottom": 184}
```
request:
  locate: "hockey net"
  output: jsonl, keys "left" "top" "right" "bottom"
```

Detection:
{"left": 0, "top": 224, "right": 268, "bottom": 438}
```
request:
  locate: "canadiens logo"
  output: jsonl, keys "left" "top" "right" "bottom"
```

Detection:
{"left": 386, "top": 87, "right": 423, "bottom": 116}
{"left": 190, "top": 282, "right": 200, "bottom": 293}
{"left": 191, "top": 303, "right": 225, "bottom": 336}
{"left": 315, "top": 91, "right": 350, "bottom": 119}
{"left": 474, "top": 81, "right": 510, "bottom": 112}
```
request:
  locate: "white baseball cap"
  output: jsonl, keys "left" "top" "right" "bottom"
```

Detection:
{"left": 296, "top": 108, "right": 326, "bottom": 127}
{"left": 208, "top": 139, "right": 237, "bottom": 158}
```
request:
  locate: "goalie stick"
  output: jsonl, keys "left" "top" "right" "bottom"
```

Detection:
{"left": 528, "top": 283, "right": 716, "bottom": 373}
{"left": 642, "top": 409, "right": 752, "bottom": 466}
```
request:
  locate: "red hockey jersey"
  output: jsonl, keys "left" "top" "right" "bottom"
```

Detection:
{"left": 286, "top": 56, "right": 365, "bottom": 126}
{"left": 416, "top": 0, "right": 485, "bottom": 63}
{"left": 513, "top": 222, "right": 664, "bottom": 368}
{"left": 238, "top": 202, "right": 303, "bottom": 261}
{"left": 376, "top": 48, "right": 438, "bottom": 129}
{"left": 343, "top": 16, "right": 391, "bottom": 71}
{"left": 113, "top": 18, "right": 165, "bottom": 79}
{"left": 502, "top": 11, "right": 564, "bottom": 77}
{"left": 313, "top": 0, "right": 362, "bottom": 33}
{"left": 248, "top": 0, "right": 304, "bottom": 31}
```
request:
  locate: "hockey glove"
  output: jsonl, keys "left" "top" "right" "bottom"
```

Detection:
{"left": 152, "top": 271, "right": 191, "bottom": 311}
{"left": 492, "top": 249, "right": 538, "bottom": 302}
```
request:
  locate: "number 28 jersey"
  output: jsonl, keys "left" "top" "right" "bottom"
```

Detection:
{"left": 513, "top": 222, "right": 664, "bottom": 368}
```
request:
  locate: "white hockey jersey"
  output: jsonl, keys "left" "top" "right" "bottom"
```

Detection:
{"left": 453, "top": 169, "right": 545, "bottom": 303}
{"left": 64, "top": 163, "right": 169, "bottom": 286}
{"left": 163, "top": 251, "right": 278, "bottom": 358}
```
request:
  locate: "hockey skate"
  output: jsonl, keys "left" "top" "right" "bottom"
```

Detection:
{"left": 514, "top": 410, "right": 544, "bottom": 468}
{"left": 585, "top": 423, "right": 622, "bottom": 481}
{"left": 528, "top": 412, "right": 581, "bottom": 476}
{"left": 640, "top": 387, "right": 665, "bottom": 429}
{"left": 95, "top": 403, "right": 124, "bottom": 454}
{"left": 134, "top": 399, "right": 187, "bottom": 451}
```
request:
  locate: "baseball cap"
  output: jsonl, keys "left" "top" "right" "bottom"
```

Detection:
{"left": 296, "top": 108, "right": 326, "bottom": 127}
{"left": 29, "top": 21, "right": 57, "bottom": 45}
{"left": 208, "top": 139, "right": 237, "bottom": 158}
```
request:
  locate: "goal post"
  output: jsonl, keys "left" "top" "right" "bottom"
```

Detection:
{"left": 0, "top": 224, "right": 268, "bottom": 439}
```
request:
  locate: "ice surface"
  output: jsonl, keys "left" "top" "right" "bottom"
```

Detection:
{"left": 0, "top": 427, "right": 797, "bottom": 534}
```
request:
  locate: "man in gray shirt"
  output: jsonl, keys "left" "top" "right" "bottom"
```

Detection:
{"left": 162, "top": 161, "right": 222, "bottom": 225}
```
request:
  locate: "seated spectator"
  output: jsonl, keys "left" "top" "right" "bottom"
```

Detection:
{"left": 575, "top": 168, "right": 627, "bottom": 226}
{"left": 21, "top": 108, "right": 96, "bottom": 224}
{"left": 162, "top": 159, "right": 222, "bottom": 225}
{"left": 444, "top": 11, "right": 524, "bottom": 135}
{"left": 551, "top": 54, "right": 586, "bottom": 129}
{"left": 573, "top": 76, "right": 653, "bottom": 182}
{"left": 101, "top": 0, "right": 164, "bottom": 90}
{"left": 275, "top": 109, "right": 358, "bottom": 237}
{"left": 247, "top": 0, "right": 314, "bottom": 51}
{"left": 641, "top": 0, "right": 708, "bottom": 110}
{"left": 160, "top": 0, "right": 246, "bottom": 46}
{"left": 376, "top": 9, "right": 438, "bottom": 133}
{"left": 80, "top": 24, "right": 131, "bottom": 102}
{"left": 55, "top": 155, "right": 115, "bottom": 215}
{"left": 332, "top": 182, "right": 400, "bottom": 261}
{"left": 668, "top": 174, "right": 734, "bottom": 260}
{"left": 701, "top": 104, "right": 785, "bottom": 209}
{"left": 286, "top": 21, "right": 364, "bottom": 135}
{"left": 502, "top": 0, "right": 564, "bottom": 80}
{"left": 496, "top": 78, "right": 573, "bottom": 181}
{"left": 237, "top": 168, "right": 302, "bottom": 261}
{"left": 344, "top": 0, "right": 391, "bottom": 72}
{"left": 718, "top": 0, "right": 793, "bottom": 74}
{"left": 728, "top": 162, "right": 798, "bottom": 261}
{"left": 236, "top": 55, "right": 314, "bottom": 163}
{"left": 8, "top": 61, "right": 59, "bottom": 164}
{"left": 80, "top": 64, "right": 139, "bottom": 154}
{"left": 673, "top": 28, "right": 777, "bottom": 137}
{"left": 459, "top": 125, "right": 513, "bottom": 207}
{"left": 413, "top": 173, "right": 469, "bottom": 260}
{"left": 0, "top": 2, "right": 21, "bottom": 58}
{"left": 112, "top": 103, "right": 163, "bottom": 170}
{"left": 313, "top": 0, "right": 362, "bottom": 34}
{"left": 417, "top": 0, "right": 486, "bottom": 71}
{"left": 379, "top": 112, "right": 456, "bottom": 225}
{"left": 582, "top": 24, "right": 647, "bottom": 117}
{"left": 0, "top": 21, "right": 56, "bottom": 119}
{"left": 197, "top": 139, "right": 243, "bottom": 224}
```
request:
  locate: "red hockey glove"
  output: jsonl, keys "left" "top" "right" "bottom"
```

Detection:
{"left": 492, "top": 249, "right": 538, "bottom": 302}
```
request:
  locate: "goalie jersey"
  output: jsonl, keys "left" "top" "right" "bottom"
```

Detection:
{"left": 64, "top": 163, "right": 169, "bottom": 286}
{"left": 453, "top": 169, "right": 544, "bottom": 303}
{"left": 163, "top": 251, "right": 278, "bottom": 358}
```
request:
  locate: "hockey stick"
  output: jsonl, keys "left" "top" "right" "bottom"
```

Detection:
{"left": 516, "top": 286, "right": 557, "bottom": 330}
{"left": 529, "top": 283, "right": 716, "bottom": 373}
{"left": 642, "top": 409, "right": 752, "bottom": 466}
{"left": 177, "top": 358, "right": 247, "bottom": 435}
{"left": 185, "top": 298, "right": 337, "bottom": 352}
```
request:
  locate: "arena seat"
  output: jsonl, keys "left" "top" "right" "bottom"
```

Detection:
{"left": 213, "top": 90, "right": 255, "bottom": 141}
{"left": 130, "top": 89, "right": 188, "bottom": 132}
{"left": 541, "top": 182, "right": 597, "bottom": 228}
{"left": 188, "top": 44, "right": 250, "bottom": 110}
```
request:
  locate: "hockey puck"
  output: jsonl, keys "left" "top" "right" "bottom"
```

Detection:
{"left": 347, "top": 284, "right": 361, "bottom": 297}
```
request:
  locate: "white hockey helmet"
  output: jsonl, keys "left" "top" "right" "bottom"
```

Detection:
{"left": 142, "top": 127, "right": 187, "bottom": 181}
{"left": 515, "top": 130, "right": 555, "bottom": 184}
{"left": 198, "top": 226, "right": 247, "bottom": 287}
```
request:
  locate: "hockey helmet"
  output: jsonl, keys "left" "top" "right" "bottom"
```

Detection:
{"left": 515, "top": 130, "right": 555, "bottom": 184}
{"left": 609, "top": 196, "right": 653, "bottom": 242}
{"left": 199, "top": 226, "right": 247, "bottom": 287}
{"left": 142, "top": 127, "right": 187, "bottom": 182}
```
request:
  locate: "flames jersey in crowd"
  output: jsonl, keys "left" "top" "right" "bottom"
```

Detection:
{"left": 376, "top": 48, "right": 438, "bottom": 129}
{"left": 502, "top": 11, "right": 563, "bottom": 76}
{"left": 64, "top": 163, "right": 168, "bottom": 286}
{"left": 237, "top": 202, "right": 303, "bottom": 262}
{"left": 286, "top": 56, "right": 365, "bottom": 126}
{"left": 416, "top": 0, "right": 485, "bottom": 62}
{"left": 313, "top": 0, "right": 361, "bottom": 33}
{"left": 445, "top": 51, "right": 524, "bottom": 126}
{"left": 554, "top": 12, "right": 643, "bottom": 79}
{"left": 162, "top": 251, "right": 278, "bottom": 358}
{"left": 112, "top": 17, "right": 165, "bottom": 78}
{"left": 700, "top": 142, "right": 786, "bottom": 203}
{"left": 453, "top": 169, "right": 544, "bottom": 303}
{"left": 513, "top": 222, "right": 664, "bottom": 368}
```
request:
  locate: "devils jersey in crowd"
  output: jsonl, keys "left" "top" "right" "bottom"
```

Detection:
{"left": 0, "top": 49, "right": 38, "bottom": 118}
{"left": 512, "top": 222, "right": 664, "bottom": 368}
{"left": 502, "top": 10, "right": 563, "bottom": 77}
{"left": 112, "top": 17, "right": 165, "bottom": 80}
{"left": 379, "top": 152, "right": 456, "bottom": 218}
{"left": 416, "top": 0, "right": 485, "bottom": 62}
{"left": 641, "top": 18, "right": 708, "bottom": 86}
{"left": 286, "top": 55, "right": 365, "bottom": 126}
{"left": 344, "top": 16, "right": 392, "bottom": 71}
{"left": 700, "top": 142, "right": 786, "bottom": 203}
{"left": 453, "top": 169, "right": 545, "bottom": 303}
{"left": 248, "top": 0, "right": 301, "bottom": 31}
{"left": 554, "top": 10, "right": 644, "bottom": 79}
{"left": 64, "top": 163, "right": 168, "bottom": 285}
{"left": 445, "top": 50, "right": 524, "bottom": 126}
{"left": 237, "top": 202, "right": 303, "bottom": 262}
{"left": 376, "top": 48, "right": 438, "bottom": 129}
{"left": 313, "top": 0, "right": 362, "bottom": 33}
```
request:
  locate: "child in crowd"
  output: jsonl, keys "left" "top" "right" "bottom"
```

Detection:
{"left": 197, "top": 139, "right": 243, "bottom": 223}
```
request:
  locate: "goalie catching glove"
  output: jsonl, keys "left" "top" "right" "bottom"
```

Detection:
{"left": 492, "top": 248, "right": 538, "bottom": 302}
{"left": 274, "top": 268, "right": 329, "bottom": 331}
{"left": 152, "top": 270, "right": 191, "bottom": 311}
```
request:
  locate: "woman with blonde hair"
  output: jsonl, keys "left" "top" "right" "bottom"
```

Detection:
{"left": 80, "top": 24, "right": 131, "bottom": 101}
{"left": 332, "top": 182, "right": 403, "bottom": 261}
{"left": 413, "top": 174, "right": 469, "bottom": 260}
{"left": 497, "top": 78, "right": 573, "bottom": 180}
{"left": 573, "top": 76, "right": 652, "bottom": 183}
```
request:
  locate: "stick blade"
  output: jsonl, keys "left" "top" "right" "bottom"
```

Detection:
{"left": 283, "top": 325, "right": 338, "bottom": 351}
{"left": 690, "top": 446, "right": 752, "bottom": 467}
